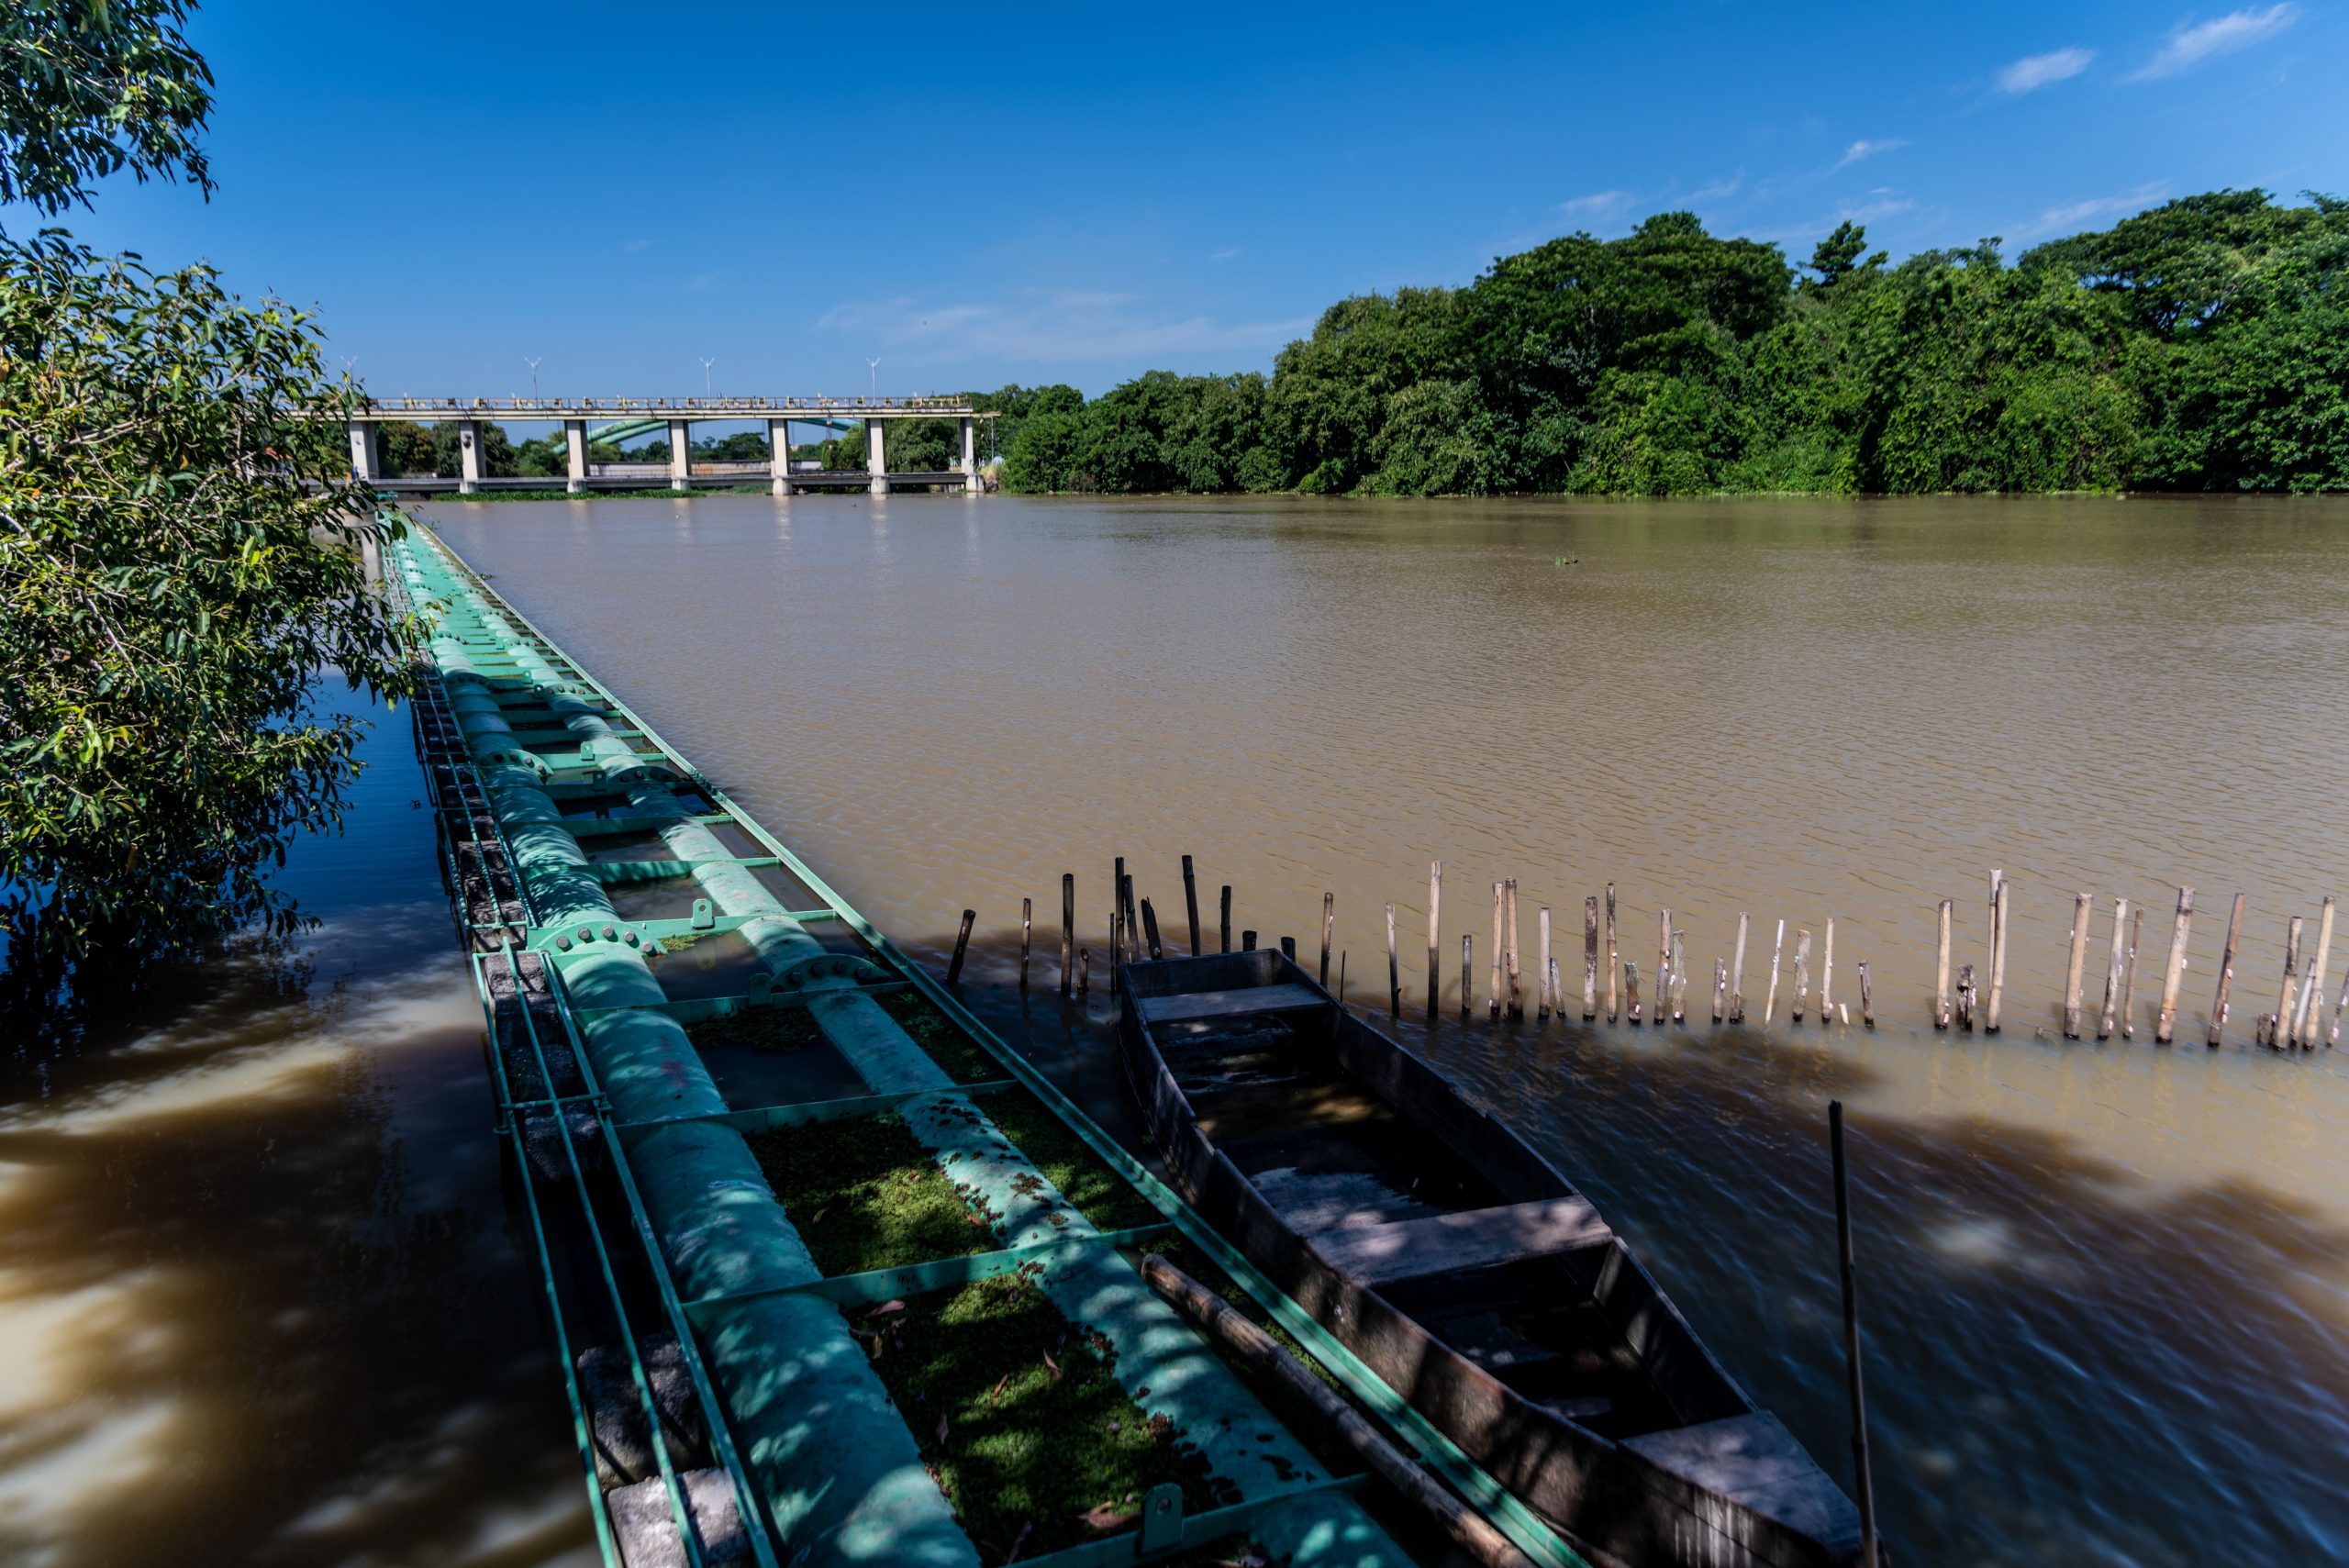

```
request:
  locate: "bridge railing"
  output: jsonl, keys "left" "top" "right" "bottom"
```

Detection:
{"left": 353, "top": 395, "right": 985, "bottom": 416}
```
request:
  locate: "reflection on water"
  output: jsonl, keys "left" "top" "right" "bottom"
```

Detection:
{"left": 0, "top": 706, "right": 592, "bottom": 1567}
{"left": 438, "top": 491, "right": 2349, "bottom": 1567}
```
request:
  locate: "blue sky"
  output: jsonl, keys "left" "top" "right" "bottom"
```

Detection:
{"left": 21, "top": 2, "right": 2345, "bottom": 398}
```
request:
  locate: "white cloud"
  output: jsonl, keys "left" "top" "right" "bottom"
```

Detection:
{"left": 1209, "top": 248, "right": 1241, "bottom": 261}
{"left": 814, "top": 289, "right": 1316, "bottom": 364}
{"left": 2010, "top": 180, "right": 2170, "bottom": 239}
{"left": 1560, "top": 189, "right": 1632, "bottom": 219}
{"left": 621, "top": 238, "right": 653, "bottom": 253}
{"left": 1833, "top": 139, "right": 1909, "bottom": 171}
{"left": 2131, "top": 6, "right": 2298, "bottom": 81}
{"left": 1998, "top": 46, "right": 2097, "bottom": 94}
{"left": 1688, "top": 172, "right": 1744, "bottom": 203}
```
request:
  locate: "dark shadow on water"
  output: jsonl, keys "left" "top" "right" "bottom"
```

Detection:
{"left": 919, "top": 929, "right": 2349, "bottom": 1568}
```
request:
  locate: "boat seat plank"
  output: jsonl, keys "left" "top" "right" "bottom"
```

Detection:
{"left": 1308, "top": 1197, "right": 1613, "bottom": 1285}
{"left": 1134, "top": 984, "right": 1328, "bottom": 1027}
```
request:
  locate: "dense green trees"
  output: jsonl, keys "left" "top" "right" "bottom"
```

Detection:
{"left": 992, "top": 192, "right": 2348, "bottom": 496}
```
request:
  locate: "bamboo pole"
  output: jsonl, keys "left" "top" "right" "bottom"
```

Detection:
{"left": 2121, "top": 906, "right": 2143, "bottom": 1040}
{"left": 1954, "top": 962, "right": 1976, "bottom": 1030}
{"left": 2207, "top": 893, "right": 2243, "bottom": 1046}
{"left": 1583, "top": 896, "right": 1600, "bottom": 1020}
{"left": 1859, "top": 960, "right": 1875, "bottom": 1029}
{"left": 1713, "top": 957, "right": 1728, "bottom": 1023}
{"left": 1461, "top": 933, "right": 1473, "bottom": 1019}
{"left": 1820, "top": 917, "right": 1836, "bottom": 1021}
{"left": 1219, "top": 884, "right": 1232, "bottom": 953}
{"left": 2063, "top": 893, "right": 2091, "bottom": 1039}
{"left": 1625, "top": 961, "right": 1643, "bottom": 1025}
{"left": 1670, "top": 927, "right": 1688, "bottom": 1024}
{"left": 1182, "top": 854, "right": 1201, "bottom": 956}
{"left": 2269, "top": 914, "right": 2303, "bottom": 1050}
{"left": 1764, "top": 920, "right": 1785, "bottom": 1023}
{"left": 1656, "top": 909, "right": 1672, "bottom": 1028}
{"left": 1319, "top": 892, "right": 1334, "bottom": 988}
{"left": 1489, "top": 882, "right": 1505, "bottom": 1020}
{"left": 1986, "top": 872, "right": 2009, "bottom": 1036}
{"left": 1019, "top": 896, "right": 1033, "bottom": 990}
{"left": 1730, "top": 912, "right": 1750, "bottom": 1024}
{"left": 1828, "top": 1104, "right": 1881, "bottom": 1568}
{"left": 1241, "top": 929, "right": 1257, "bottom": 951}
{"left": 1078, "top": 946, "right": 1090, "bottom": 994}
{"left": 1505, "top": 879, "right": 1522, "bottom": 1019}
{"left": 1386, "top": 903, "right": 1400, "bottom": 1018}
{"left": 1934, "top": 899, "right": 1953, "bottom": 1030}
{"left": 1140, "top": 897, "right": 1164, "bottom": 961}
{"left": 1281, "top": 936, "right": 1297, "bottom": 962}
{"left": 2099, "top": 897, "right": 2131, "bottom": 1041}
{"left": 946, "top": 908, "right": 975, "bottom": 985}
{"left": 2154, "top": 886, "right": 2193, "bottom": 1044}
{"left": 1060, "top": 873, "right": 1075, "bottom": 997}
{"left": 1427, "top": 860, "right": 1442, "bottom": 1016}
{"left": 1605, "top": 884, "right": 1620, "bottom": 1022}
{"left": 1139, "top": 1255, "right": 1540, "bottom": 1568}
{"left": 1792, "top": 929, "right": 1812, "bottom": 1022}
{"left": 1538, "top": 906, "right": 1553, "bottom": 1021}
{"left": 2299, "top": 897, "right": 2334, "bottom": 1051}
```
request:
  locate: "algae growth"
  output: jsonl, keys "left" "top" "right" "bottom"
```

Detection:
{"left": 742, "top": 1112, "right": 991, "bottom": 1276}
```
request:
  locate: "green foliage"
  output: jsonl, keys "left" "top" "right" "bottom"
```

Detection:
{"left": 979, "top": 1092, "right": 1161, "bottom": 1233}
{"left": 994, "top": 193, "right": 2349, "bottom": 496}
{"left": 0, "top": 233, "right": 417, "bottom": 973}
{"left": 0, "top": 0, "right": 213, "bottom": 221}
{"left": 741, "top": 1112, "right": 989, "bottom": 1276}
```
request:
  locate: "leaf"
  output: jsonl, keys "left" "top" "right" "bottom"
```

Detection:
{"left": 933, "top": 1413, "right": 950, "bottom": 1446}
{"left": 1041, "top": 1350, "right": 1062, "bottom": 1381}
{"left": 1075, "top": 1504, "right": 1136, "bottom": 1532}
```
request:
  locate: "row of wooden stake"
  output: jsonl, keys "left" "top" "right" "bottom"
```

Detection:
{"left": 940, "top": 859, "right": 2342, "bottom": 1051}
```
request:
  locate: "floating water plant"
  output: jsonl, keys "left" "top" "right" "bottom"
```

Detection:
{"left": 878, "top": 990, "right": 1003, "bottom": 1084}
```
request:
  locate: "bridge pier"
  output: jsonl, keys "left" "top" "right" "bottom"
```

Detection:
{"left": 865, "top": 418, "right": 888, "bottom": 496}
{"left": 667, "top": 418, "right": 691, "bottom": 492}
{"left": 767, "top": 418, "right": 793, "bottom": 496}
{"left": 458, "top": 419, "right": 482, "bottom": 495}
{"left": 959, "top": 417, "right": 979, "bottom": 495}
{"left": 348, "top": 421, "right": 380, "bottom": 484}
{"left": 563, "top": 420, "right": 587, "bottom": 494}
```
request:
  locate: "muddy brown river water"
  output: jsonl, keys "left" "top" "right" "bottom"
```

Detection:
{"left": 5, "top": 492, "right": 2341, "bottom": 1567}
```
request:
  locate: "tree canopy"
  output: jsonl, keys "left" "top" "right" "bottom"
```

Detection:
{"left": 989, "top": 192, "right": 2349, "bottom": 497}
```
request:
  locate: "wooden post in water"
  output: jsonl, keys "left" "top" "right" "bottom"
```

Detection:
{"left": 1219, "top": 884, "right": 1232, "bottom": 953}
{"left": 1182, "top": 854, "right": 1202, "bottom": 956}
{"left": 1859, "top": 960, "right": 1876, "bottom": 1029}
{"left": 1428, "top": 860, "right": 1443, "bottom": 1016}
{"left": 1122, "top": 873, "right": 1141, "bottom": 963}
{"left": 1792, "top": 929, "right": 1812, "bottom": 1022}
{"left": 1670, "top": 928, "right": 1688, "bottom": 1024}
{"left": 1505, "top": 879, "right": 1523, "bottom": 1019}
{"left": 946, "top": 908, "right": 976, "bottom": 985}
{"left": 2330, "top": 964, "right": 2349, "bottom": 1047}
{"left": 1241, "top": 929, "right": 1258, "bottom": 951}
{"left": 1078, "top": 946, "right": 1090, "bottom": 995}
{"left": 2121, "top": 906, "right": 2143, "bottom": 1040}
{"left": 1538, "top": 906, "right": 1553, "bottom": 1021}
{"left": 1820, "top": 917, "right": 1836, "bottom": 1022}
{"left": 1337, "top": 951, "right": 1346, "bottom": 1005}
{"left": 1019, "top": 897, "right": 1033, "bottom": 990}
{"left": 1281, "top": 935, "right": 1297, "bottom": 962}
{"left": 1605, "top": 884, "right": 1620, "bottom": 1023}
{"left": 1656, "top": 909, "right": 1672, "bottom": 1027}
{"left": 1765, "top": 919, "right": 1785, "bottom": 1023}
{"left": 1060, "top": 873, "right": 1075, "bottom": 997}
{"left": 1986, "top": 872, "right": 2009, "bottom": 1036}
{"left": 1584, "top": 897, "right": 1600, "bottom": 1020}
{"left": 2098, "top": 897, "right": 2130, "bottom": 1040}
{"left": 1828, "top": 1102, "right": 1882, "bottom": 1568}
{"left": 1386, "top": 903, "right": 1400, "bottom": 1018}
{"left": 1110, "top": 893, "right": 1123, "bottom": 996}
{"left": 1625, "top": 961, "right": 1643, "bottom": 1025}
{"left": 1140, "top": 897, "right": 1164, "bottom": 961}
{"left": 1730, "top": 912, "right": 1750, "bottom": 1024}
{"left": 2299, "top": 897, "right": 2335, "bottom": 1051}
{"left": 1954, "top": 962, "right": 1976, "bottom": 1030}
{"left": 2268, "top": 915, "right": 2303, "bottom": 1050}
{"left": 2208, "top": 894, "right": 2243, "bottom": 1046}
{"left": 2063, "top": 893, "right": 2092, "bottom": 1040}
{"left": 1319, "top": 892, "right": 1335, "bottom": 988}
{"left": 1461, "top": 934, "right": 1474, "bottom": 1019}
{"left": 2154, "top": 886, "right": 2194, "bottom": 1044}
{"left": 1934, "top": 900, "right": 1953, "bottom": 1030}
{"left": 1713, "top": 959, "right": 1729, "bottom": 1022}
{"left": 1489, "top": 883, "right": 1505, "bottom": 1020}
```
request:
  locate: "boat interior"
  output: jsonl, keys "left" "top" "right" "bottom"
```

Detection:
{"left": 1128, "top": 951, "right": 1750, "bottom": 1444}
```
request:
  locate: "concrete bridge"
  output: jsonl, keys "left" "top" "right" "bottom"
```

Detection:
{"left": 346, "top": 395, "right": 993, "bottom": 496}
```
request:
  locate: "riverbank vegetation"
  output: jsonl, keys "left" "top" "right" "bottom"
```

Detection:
{"left": 986, "top": 193, "right": 2349, "bottom": 496}
{"left": 2, "top": 3, "right": 414, "bottom": 1009}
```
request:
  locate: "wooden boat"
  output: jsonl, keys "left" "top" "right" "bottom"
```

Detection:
{"left": 1118, "top": 949, "right": 1868, "bottom": 1568}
